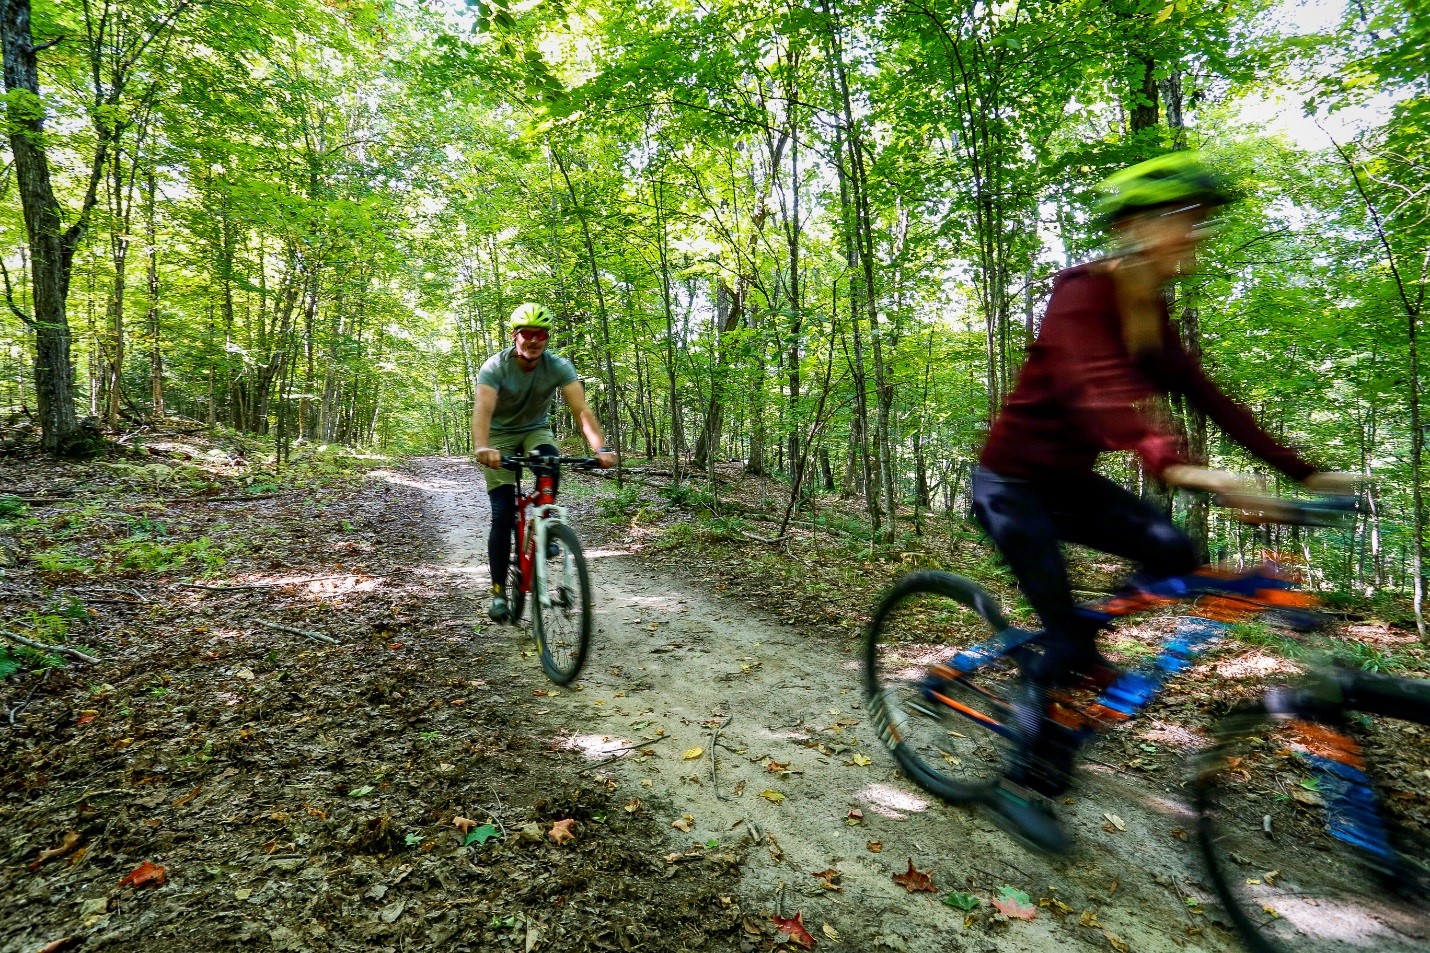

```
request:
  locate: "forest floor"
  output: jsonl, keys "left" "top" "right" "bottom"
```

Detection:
{"left": 2, "top": 441, "right": 1427, "bottom": 953}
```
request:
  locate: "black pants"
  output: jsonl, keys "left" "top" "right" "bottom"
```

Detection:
{"left": 488, "top": 443, "right": 560, "bottom": 591}
{"left": 970, "top": 465, "right": 1199, "bottom": 792}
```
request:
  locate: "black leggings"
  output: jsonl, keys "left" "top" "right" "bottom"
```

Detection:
{"left": 488, "top": 443, "right": 560, "bottom": 591}
{"left": 971, "top": 465, "right": 1199, "bottom": 795}
{"left": 971, "top": 465, "right": 1198, "bottom": 686}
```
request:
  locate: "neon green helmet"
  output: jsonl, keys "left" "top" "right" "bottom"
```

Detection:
{"left": 510, "top": 302, "right": 554, "bottom": 331}
{"left": 1095, "top": 151, "right": 1230, "bottom": 224}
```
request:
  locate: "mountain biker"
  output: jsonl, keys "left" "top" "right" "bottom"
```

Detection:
{"left": 472, "top": 303, "right": 617, "bottom": 622}
{"left": 968, "top": 151, "right": 1353, "bottom": 853}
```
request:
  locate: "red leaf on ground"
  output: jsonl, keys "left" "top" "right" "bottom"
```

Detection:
{"left": 892, "top": 858, "right": 936, "bottom": 893}
{"left": 118, "top": 861, "right": 166, "bottom": 889}
{"left": 771, "top": 910, "right": 816, "bottom": 949}
{"left": 992, "top": 886, "right": 1037, "bottom": 920}
{"left": 548, "top": 818, "right": 577, "bottom": 844}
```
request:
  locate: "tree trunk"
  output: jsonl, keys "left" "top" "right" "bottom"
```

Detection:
{"left": 3, "top": 0, "right": 79, "bottom": 454}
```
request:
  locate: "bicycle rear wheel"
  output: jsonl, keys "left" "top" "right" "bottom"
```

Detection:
{"left": 507, "top": 560, "right": 527, "bottom": 625}
{"left": 533, "top": 522, "right": 592, "bottom": 685}
{"left": 863, "top": 571, "right": 1028, "bottom": 805}
{"left": 1195, "top": 674, "right": 1430, "bottom": 953}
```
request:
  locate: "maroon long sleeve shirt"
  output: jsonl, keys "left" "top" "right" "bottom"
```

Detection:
{"left": 979, "top": 263, "right": 1314, "bottom": 482}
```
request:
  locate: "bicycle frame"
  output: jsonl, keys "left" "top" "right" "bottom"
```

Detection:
{"left": 511, "top": 466, "right": 572, "bottom": 609}
{"left": 937, "top": 560, "right": 1397, "bottom": 864}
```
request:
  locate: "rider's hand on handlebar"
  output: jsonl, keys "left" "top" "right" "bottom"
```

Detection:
{"left": 475, "top": 447, "right": 501, "bottom": 468}
{"left": 594, "top": 449, "right": 617, "bottom": 469}
{"left": 1303, "top": 471, "right": 1360, "bottom": 496}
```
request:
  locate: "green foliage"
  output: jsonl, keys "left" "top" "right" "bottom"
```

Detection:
{"left": 1341, "top": 641, "right": 1405, "bottom": 674}
{"left": 597, "top": 484, "right": 643, "bottom": 519}
{"left": 32, "top": 546, "right": 95, "bottom": 576}
{"left": 105, "top": 534, "right": 227, "bottom": 573}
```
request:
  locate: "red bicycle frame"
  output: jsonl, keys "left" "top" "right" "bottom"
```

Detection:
{"left": 512, "top": 470, "right": 559, "bottom": 596}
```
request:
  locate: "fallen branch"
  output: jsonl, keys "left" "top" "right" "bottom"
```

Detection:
{"left": 176, "top": 574, "right": 373, "bottom": 592}
{"left": 249, "top": 619, "right": 339, "bottom": 645}
{"left": 592, "top": 733, "right": 672, "bottom": 766}
{"left": 710, "top": 715, "right": 734, "bottom": 801}
{"left": 6, "top": 668, "right": 50, "bottom": 726}
{"left": 0, "top": 630, "right": 99, "bottom": 664}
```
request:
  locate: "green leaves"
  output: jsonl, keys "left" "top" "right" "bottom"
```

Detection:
{"left": 464, "top": 824, "right": 500, "bottom": 846}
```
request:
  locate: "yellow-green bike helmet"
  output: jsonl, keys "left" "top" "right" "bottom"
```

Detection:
{"left": 510, "top": 302, "right": 554, "bottom": 331}
{"left": 1095, "top": 151, "right": 1230, "bottom": 224}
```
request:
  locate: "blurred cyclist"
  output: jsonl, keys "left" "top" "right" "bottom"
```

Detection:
{"left": 968, "top": 151, "right": 1352, "bottom": 853}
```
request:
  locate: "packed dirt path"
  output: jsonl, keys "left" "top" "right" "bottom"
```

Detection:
{"left": 417, "top": 457, "right": 1237, "bottom": 953}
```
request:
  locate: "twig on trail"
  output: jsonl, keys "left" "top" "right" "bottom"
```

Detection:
{"left": 710, "top": 715, "right": 734, "bottom": 801}
{"left": 0, "top": 629, "right": 100, "bottom": 664}
{"left": 592, "top": 733, "right": 671, "bottom": 765}
{"left": 249, "top": 619, "right": 340, "bottom": 645}
{"left": 6, "top": 669, "right": 50, "bottom": 726}
{"left": 163, "top": 493, "right": 285, "bottom": 504}
{"left": 177, "top": 575, "right": 374, "bottom": 592}
{"left": 62, "top": 585, "right": 149, "bottom": 605}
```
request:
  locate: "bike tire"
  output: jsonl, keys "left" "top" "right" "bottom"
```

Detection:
{"left": 508, "top": 555, "right": 527, "bottom": 625}
{"left": 533, "top": 522, "right": 592, "bottom": 685}
{"left": 1195, "top": 671, "right": 1430, "bottom": 953}
{"left": 863, "top": 570, "right": 1025, "bottom": 805}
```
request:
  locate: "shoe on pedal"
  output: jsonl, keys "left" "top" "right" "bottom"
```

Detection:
{"left": 984, "top": 781, "right": 1070, "bottom": 855}
{"left": 489, "top": 587, "right": 510, "bottom": 623}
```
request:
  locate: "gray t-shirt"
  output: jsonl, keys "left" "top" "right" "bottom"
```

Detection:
{"left": 477, "top": 347, "right": 580, "bottom": 434}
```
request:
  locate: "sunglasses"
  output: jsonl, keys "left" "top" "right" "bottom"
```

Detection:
{"left": 515, "top": 328, "right": 549, "bottom": 342}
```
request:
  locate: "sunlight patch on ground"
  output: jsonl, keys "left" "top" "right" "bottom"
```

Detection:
{"left": 583, "top": 548, "right": 629, "bottom": 559}
{"left": 1137, "top": 719, "right": 1205, "bottom": 752}
{"left": 556, "top": 734, "right": 634, "bottom": 760}
{"left": 1214, "top": 652, "right": 1301, "bottom": 680}
{"left": 367, "top": 469, "right": 469, "bottom": 493}
{"left": 853, "top": 783, "right": 931, "bottom": 820}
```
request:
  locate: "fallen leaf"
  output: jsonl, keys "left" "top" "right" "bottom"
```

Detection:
{"left": 548, "top": 819, "right": 577, "bottom": 844}
{"left": 892, "top": 858, "right": 936, "bottom": 893}
{"left": 1103, "top": 813, "right": 1126, "bottom": 832}
{"left": 992, "top": 886, "right": 1036, "bottom": 920}
{"left": 846, "top": 753, "right": 872, "bottom": 766}
{"left": 235, "top": 887, "right": 252, "bottom": 900}
{"left": 452, "top": 816, "right": 477, "bottom": 835}
{"left": 173, "top": 786, "right": 202, "bottom": 808}
{"left": 846, "top": 808, "right": 864, "bottom": 825}
{"left": 1105, "top": 931, "right": 1130, "bottom": 952}
{"left": 943, "top": 891, "right": 980, "bottom": 911}
{"left": 767, "top": 759, "right": 790, "bottom": 773}
{"left": 821, "top": 922, "right": 841, "bottom": 941}
{"left": 624, "top": 798, "right": 642, "bottom": 813}
{"left": 867, "top": 840, "right": 883, "bottom": 853}
{"left": 683, "top": 747, "right": 704, "bottom": 760}
{"left": 1080, "top": 910, "right": 1101, "bottom": 928}
{"left": 28, "top": 831, "right": 82, "bottom": 871}
{"left": 118, "top": 861, "right": 166, "bottom": 889}
{"left": 1170, "top": 827, "right": 1189, "bottom": 841}
{"left": 464, "top": 824, "right": 500, "bottom": 846}
{"left": 348, "top": 785, "right": 375, "bottom": 798}
{"left": 76, "top": 711, "right": 97, "bottom": 725}
{"left": 760, "top": 789, "right": 786, "bottom": 803}
{"left": 811, "top": 867, "right": 842, "bottom": 891}
{"left": 671, "top": 814, "right": 695, "bottom": 832}
{"left": 770, "top": 911, "right": 816, "bottom": 949}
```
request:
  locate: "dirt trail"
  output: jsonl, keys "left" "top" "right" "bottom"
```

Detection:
{"left": 417, "top": 457, "right": 1238, "bottom": 952}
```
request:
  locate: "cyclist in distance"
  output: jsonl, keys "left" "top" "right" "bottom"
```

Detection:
{"left": 969, "top": 151, "right": 1354, "bottom": 853}
{"left": 472, "top": 303, "right": 617, "bottom": 622}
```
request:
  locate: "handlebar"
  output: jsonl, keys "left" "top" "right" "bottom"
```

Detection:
{"left": 498, "top": 454, "right": 603, "bottom": 473}
{"left": 1162, "top": 465, "right": 1360, "bottom": 528}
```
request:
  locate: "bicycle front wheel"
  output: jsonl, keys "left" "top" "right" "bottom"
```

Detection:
{"left": 863, "top": 571, "right": 1026, "bottom": 805}
{"left": 1195, "top": 674, "right": 1430, "bottom": 953}
{"left": 533, "top": 522, "right": 592, "bottom": 685}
